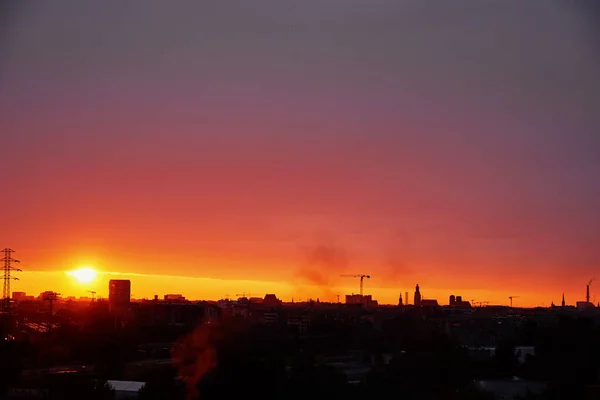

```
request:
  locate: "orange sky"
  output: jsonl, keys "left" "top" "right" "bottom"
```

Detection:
{"left": 3, "top": 2, "right": 600, "bottom": 308}
{"left": 8, "top": 259, "right": 594, "bottom": 308}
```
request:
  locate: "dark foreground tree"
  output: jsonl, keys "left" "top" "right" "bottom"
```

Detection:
{"left": 0, "top": 341, "right": 23, "bottom": 398}
{"left": 138, "top": 374, "right": 185, "bottom": 400}
{"left": 46, "top": 376, "right": 114, "bottom": 400}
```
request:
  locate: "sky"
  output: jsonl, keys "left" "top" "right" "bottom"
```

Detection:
{"left": 1, "top": 1, "right": 600, "bottom": 306}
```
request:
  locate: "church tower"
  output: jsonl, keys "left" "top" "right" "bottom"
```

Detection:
{"left": 414, "top": 284, "right": 421, "bottom": 307}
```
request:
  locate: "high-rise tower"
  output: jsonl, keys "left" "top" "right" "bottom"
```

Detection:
{"left": 414, "top": 284, "right": 421, "bottom": 307}
{"left": 109, "top": 280, "right": 131, "bottom": 314}
{"left": 449, "top": 294, "right": 456, "bottom": 306}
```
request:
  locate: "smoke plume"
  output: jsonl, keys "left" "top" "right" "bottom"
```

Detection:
{"left": 295, "top": 242, "right": 348, "bottom": 300}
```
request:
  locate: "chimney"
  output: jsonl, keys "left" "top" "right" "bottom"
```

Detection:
{"left": 587, "top": 285, "right": 590, "bottom": 303}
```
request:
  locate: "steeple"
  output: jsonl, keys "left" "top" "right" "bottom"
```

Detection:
{"left": 414, "top": 284, "right": 421, "bottom": 307}
{"left": 561, "top": 293, "right": 565, "bottom": 307}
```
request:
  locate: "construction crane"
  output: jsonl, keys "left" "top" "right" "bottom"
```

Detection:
{"left": 509, "top": 296, "right": 520, "bottom": 308}
{"left": 236, "top": 293, "right": 251, "bottom": 298}
{"left": 340, "top": 274, "right": 370, "bottom": 297}
{"left": 87, "top": 291, "right": 96, "bottom": 302}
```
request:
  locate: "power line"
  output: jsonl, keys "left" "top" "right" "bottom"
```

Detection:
{"left": 2, "top": 248, "right": 21, "bottom": 312}
{"left": 44, "top": 292, "right": 60, "bottom": 336}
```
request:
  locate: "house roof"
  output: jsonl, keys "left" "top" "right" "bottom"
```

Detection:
{"left": 107, "top": 380, "right": 146, "bottom": 392}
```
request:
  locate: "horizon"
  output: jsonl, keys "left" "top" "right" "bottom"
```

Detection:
{"left": 7, "top": 267, "right": 595, "bottom": 308}
{"left": 2, "top": 1, "right": 600, "bottom": 308}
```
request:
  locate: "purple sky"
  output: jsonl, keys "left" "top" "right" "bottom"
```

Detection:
{"left": 1, "top": 1, "right": 600, "bottom": 300}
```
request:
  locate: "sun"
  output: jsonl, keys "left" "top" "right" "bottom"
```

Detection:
{"left": 69, "top": 267, "right": 98, "bottom": 283}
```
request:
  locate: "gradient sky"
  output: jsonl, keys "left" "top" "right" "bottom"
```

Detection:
{"left": 2, "top": 1, "right": 600, "bottom": 306}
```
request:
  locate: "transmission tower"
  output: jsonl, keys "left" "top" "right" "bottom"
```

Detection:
{"left": 2, "top": 248, "right": 21, "bottom": 312}
{"left": 44, "top": 292, "right": 60, "bottom": 335}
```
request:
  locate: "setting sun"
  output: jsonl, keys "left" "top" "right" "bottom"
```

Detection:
{"left": 68, "top": 267, "right": 98, "bottom": 284}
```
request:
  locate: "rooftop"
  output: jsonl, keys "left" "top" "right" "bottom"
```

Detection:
{"left": 107, "top": 380, "right": 146, "bottom": 392}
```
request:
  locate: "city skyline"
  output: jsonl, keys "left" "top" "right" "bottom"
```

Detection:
{"left": 2, "top": 2, "right": 600, "bottom": 307}
{"left": 7, "top": 263, "right": 595, "bottom": 308}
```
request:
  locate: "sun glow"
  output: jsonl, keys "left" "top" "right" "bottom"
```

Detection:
{"left": 68, "top": 267, "right": 98, "bottom": 283}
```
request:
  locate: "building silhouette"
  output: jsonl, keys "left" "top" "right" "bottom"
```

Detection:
{"left": 414, "top": 284, "right": 421, "bottom": 307}
{"left": 263, "top": 293, "right": 282, "bottom": 307}
{"left": 449, "top": 294, "right": 456, "bottom": 306}
{"left": 421, "top": 299, "right": 439, "bottom": 307}
{"left": 109, "top": 280, "right": 131, "bottom": 313}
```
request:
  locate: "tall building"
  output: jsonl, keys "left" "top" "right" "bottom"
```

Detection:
{"left": 263, "top": 294, "right": 282, "bottom": 307}
{"left": 405, "top": 291, "right": 409, "bottom": 306}
{"left": 39, "top": 291, "right": 60, "bottom": 301}
{"left": 414, "top": 284, "right": 421, "bottom": 307}
{"left": 449, "top": 295, "right": 456, "bottom": 306}
{"left": 561, "top": 293, "right": 565, "bottom": 307}
{"left": 345, "top": 294, "right": 378, "bottom": 308}
{"left": 109, "top": 280, "right": 131, "bottom": 313}
{"left": 12, "top": 292, "right": 26, "bottom": 301}
{"left": 346, "top": 294, "right": 362, "bottom": 305}
{"left": 398, "top": 293, "right": 403, "bottom": 306}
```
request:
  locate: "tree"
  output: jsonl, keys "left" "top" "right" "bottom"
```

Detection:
{"left": 0, "top": 341, "right": 23, "bottom": 398}
{"left": 46, "top": 376, "right": 115, "bottom": 400}
{"left": 456, "top": 385, "right": 496, "bottom": 400}
{"left": 378, "top": 331, "right": 473, "bottom": 398}
{"left": 494, "top": 338, "right": 518, "bottom": 378}
{"left": 138, "top": 374, "right": 185, "bottom": 400}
